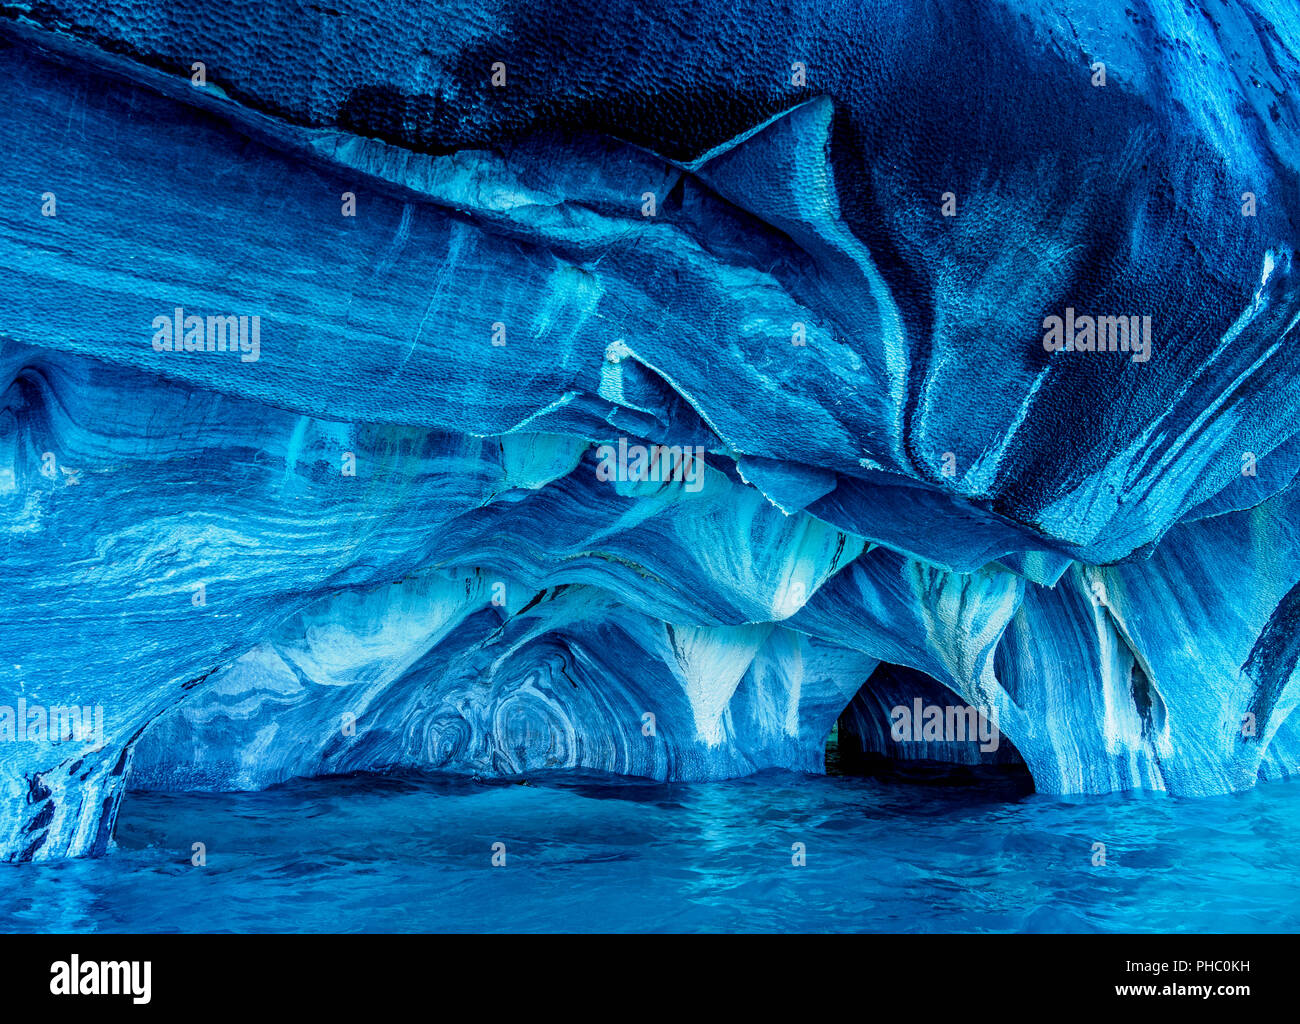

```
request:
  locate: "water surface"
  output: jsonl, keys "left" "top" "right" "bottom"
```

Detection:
{"left": 3, "top": 765, "right": 1296, "bottom": 932}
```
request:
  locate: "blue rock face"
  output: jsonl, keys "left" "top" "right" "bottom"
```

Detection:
{"left": 1, "top": 0, "right": 1299, "bottom": 860}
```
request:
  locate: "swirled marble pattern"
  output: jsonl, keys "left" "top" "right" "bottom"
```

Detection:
{"left": 2, "top": 0, "right": 1300, "bottom": 858}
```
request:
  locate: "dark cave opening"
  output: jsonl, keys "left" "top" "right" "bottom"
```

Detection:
{"left": 826, "top": 662, "right": 1033, "bottom": 790}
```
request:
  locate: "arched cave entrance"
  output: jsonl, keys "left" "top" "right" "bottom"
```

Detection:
{"left": 827, "top": 662, "right": 1033, "bottom": 790}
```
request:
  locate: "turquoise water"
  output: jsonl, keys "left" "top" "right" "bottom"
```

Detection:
{"left": 3, "top": 764, "right": 1299, "bottom": 933}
